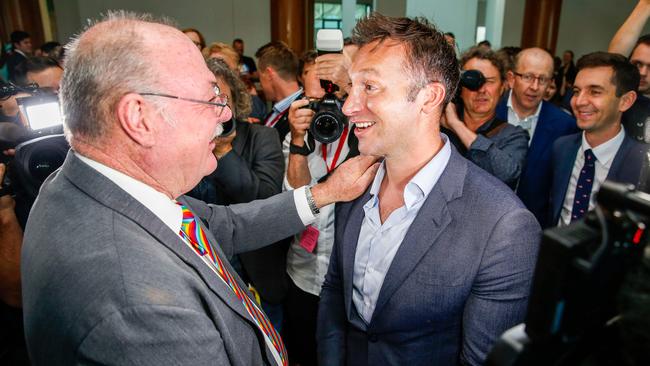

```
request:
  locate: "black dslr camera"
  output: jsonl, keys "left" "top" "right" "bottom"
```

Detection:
{"left": 307, "top": 29, "right": 348, "bottom": 144}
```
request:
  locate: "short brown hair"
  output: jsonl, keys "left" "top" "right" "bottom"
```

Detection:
{"left": 460, "top": 46, "right": 506, "bottom": 81}
{"left": 351, "top": 13, "right": 459, "bottom": 104}
{"left": 299, "top": 50, "right": 318, "bottom": 76}
{"left": 255, "top": 41, "right": 299, "bottom": 81}
{"left": 576, "top": 52, "right": 640, "bottom": 97}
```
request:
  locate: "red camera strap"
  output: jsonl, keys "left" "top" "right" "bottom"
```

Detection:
{"left": 321, "top": 125, "right": 349, "bottom": 173}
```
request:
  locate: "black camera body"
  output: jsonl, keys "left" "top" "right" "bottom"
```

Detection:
{"left": 307, "top": 92, "right": 348, "bottom": 144}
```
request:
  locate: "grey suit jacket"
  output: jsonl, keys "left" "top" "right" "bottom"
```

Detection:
{"left": 21, "top": 152, "right": 305, "bottom": 365}
{"left": 317, "top": 147, "right": 541, "bottom": 366}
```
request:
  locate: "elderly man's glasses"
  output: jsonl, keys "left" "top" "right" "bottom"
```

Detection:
{"left": 140, "top": 85, "right": 229, "bottom": 116}
{"left": 513, "top": 72, "right": 551, "bottom": 86}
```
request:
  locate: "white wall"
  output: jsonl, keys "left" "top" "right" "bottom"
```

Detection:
{"left": 556, "top": 0, "right": 650, "bottom": 59}
{"left": 407, "top": 0, "right": 478, "bottom": 52}
{"left": 500, "top": 0, "right": 524, "bottom": 48}
{"left": 52, "top": 0, "right": 270, "bottom": 58}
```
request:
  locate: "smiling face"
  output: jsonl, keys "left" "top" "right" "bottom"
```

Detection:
{"left": 570, "top": 66, "right": 627, "bottom": 136}
{"left": 342, "top": 40, "right": 430, "bottom": 159}
{"left": 461, "top": 57, "right": 505, "bottom": 120}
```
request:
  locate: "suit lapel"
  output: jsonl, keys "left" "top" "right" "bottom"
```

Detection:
{"left": 551, "top": 134, "right": 581, "bottom": 224}
{"left": 370, "top": 148, "right": 466, "bottom": 323}
{"left": 342, "top": 191, "right": 371, "bottom": 318}
{"left": 62, "top": 152, "right": 256, "bottom": 323}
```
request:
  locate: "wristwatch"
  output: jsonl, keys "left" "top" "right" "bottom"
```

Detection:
{"left": 305, "top": 186, "right": 320, "bottom": 215}
{"left": 289, "top": 142, "right": 311, "bottom": 156}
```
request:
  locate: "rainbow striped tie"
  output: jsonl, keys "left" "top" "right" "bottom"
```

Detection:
{"left": 177, "top": 203, "right": 288, "bottom": 366}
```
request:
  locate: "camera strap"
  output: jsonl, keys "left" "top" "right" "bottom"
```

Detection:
{"left": 321, "top": 124, "right": 349, "bottom": 173}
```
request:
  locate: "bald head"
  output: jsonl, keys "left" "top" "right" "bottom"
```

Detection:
{"left": 61, "top": 11, "right": 211, "bottom": 143}
{"left": 507, "top": 47, "right": 554, "bottom": 117}
{"left": 513, "top": 48, "right": 554, "bottom": 75}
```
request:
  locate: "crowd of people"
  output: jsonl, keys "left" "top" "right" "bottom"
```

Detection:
{"left": 1, "top": 2, "right": 650, "bottom": 365}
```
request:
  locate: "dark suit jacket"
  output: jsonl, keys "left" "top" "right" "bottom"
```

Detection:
{"left": 270, "top": 111, "right": 291, "bottom": 146}
{"left": 21, "top": 152, "right": 305, "bottom": 365}
{"left": 317, "top": 147, "right": 541, "bottom": 366}
{"left": 6, "top": 52, "right": 27, "bottom": 82}
{"left": 548, "top": 132, "right": 649, "bottom": 227}
{"left": 496, "top": 98, "right": 579, "bottom": 227}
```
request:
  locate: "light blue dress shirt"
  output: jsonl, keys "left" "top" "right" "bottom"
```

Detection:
{"left": 352, "top": 135, "right": 452, "bottom": 323}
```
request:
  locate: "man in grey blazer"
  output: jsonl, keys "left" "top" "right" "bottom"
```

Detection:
{"left": 20, "top": 11, "right": 378, "bottom": 365}
{"left": 317, "top": 14, "right": 541, "bottom": 366}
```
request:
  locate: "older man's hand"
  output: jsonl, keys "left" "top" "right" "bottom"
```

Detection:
{"left": 311, "top": 155, "right": 380, "bottom": 207}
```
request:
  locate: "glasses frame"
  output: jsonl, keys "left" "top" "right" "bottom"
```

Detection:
{"left": 139, "top": 85, "right": 229, "bottom": 116}
{"left": 513, "top": 71, "right": 551, "bottom": 86}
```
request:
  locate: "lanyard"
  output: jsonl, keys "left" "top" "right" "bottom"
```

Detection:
{"left": 265, "top": 109, "right": 288, "bottom": 128}
{"left": 321, "top": 125, "right": 349, "bottom": 173}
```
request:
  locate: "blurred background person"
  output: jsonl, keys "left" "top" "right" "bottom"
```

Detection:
{"left": 233, "top": 38, "right": 259, "bottom": 80}
{"left": 6, "top": 31, "right": 32, "bottom": 82}
{"left": 442, "top": 47, "right": 529, "bottom": 188}
{"left": 204, "top": 42, "right": 266, "bottom": 122}
{"left": 182, "top": 27, "right": 206, "bottom": 51}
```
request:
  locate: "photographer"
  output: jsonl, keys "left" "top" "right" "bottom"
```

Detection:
{"left": 283, "top": 49, "right": 358, "bottom": 366}
{"left": 442, "top": 47, "right": 529, "bottom": 188}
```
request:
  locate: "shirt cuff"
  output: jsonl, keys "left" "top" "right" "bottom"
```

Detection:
{"left": 293, "top": 185, "right": 317, "bottom": 225}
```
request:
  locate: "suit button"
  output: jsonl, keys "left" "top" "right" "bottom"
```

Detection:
{"left": 368, "top": 334, "right": 378, "bottom": 342}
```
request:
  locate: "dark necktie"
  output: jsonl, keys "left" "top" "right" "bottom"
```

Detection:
{"left": 570, "top": 149, "right": 596, "bottom": 222}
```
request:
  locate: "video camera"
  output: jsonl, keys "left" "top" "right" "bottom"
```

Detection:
{"left": 486, "top": 181, "right": 650, "bottom": 366}
{"left": 305, "top": 29, "right": 348, "bottom": 144}
{"left": 0, "top": 82, "right": 68, "bottom": 207}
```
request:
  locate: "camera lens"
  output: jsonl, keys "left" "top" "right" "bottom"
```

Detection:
{"left": 311, "top": 112, "right": 344, "bottom": 144}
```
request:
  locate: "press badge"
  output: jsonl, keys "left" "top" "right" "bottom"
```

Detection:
{"left": 299, "top": 225, "right": 319, "bottom": 253}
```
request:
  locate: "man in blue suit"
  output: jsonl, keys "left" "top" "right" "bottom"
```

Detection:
{"left": 549, "top": 52, "right": 648, "bottom": 227}
{"left": 317, "top": 14, "right": 541, "bottom": 366}
{"left": 496, "top": 47, "right": 578, "bottom": 227}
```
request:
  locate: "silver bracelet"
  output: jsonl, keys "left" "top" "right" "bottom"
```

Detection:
{"left": 306, "top": 186, "right": 320, "bottom": 215}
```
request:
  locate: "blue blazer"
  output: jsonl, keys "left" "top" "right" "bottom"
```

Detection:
{"left": 496, "top": 97, "right": 578, "bottom": 227}
{"left": 317, "top": 147, "right": 541, "bottom": 366}
{"left": 548, "top": 132, "right": 648, "bottom": 227}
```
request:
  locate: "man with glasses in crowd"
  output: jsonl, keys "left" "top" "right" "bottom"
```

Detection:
{"left": 20, "top": 11, "right": 378, "bottom": 365}
{"left": 496, "top": 47, "right": 578, "bottom": 227}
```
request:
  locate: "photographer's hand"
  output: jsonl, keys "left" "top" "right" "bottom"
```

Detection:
{"left": 288, "top": 98, "right": 313, "bottom": 145}
{"left": 443, "top": 103, "right": 478, "bottom": 148}
{"left": 315, "top": 53, "right": 353, "bottom": 93}
{"left": 0, "top": 163, "right": 23, "bottom": 308}
{"left": 311, "top": 155, "right": 380, "bottom": 207}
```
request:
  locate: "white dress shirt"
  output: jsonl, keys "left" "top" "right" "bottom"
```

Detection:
{"left": 558, "top": 127, "right": 626, "bottom": 226}
{"left": 284, "top": 128, "right": 353, "bottom": 296}
{"left": 352, "top": 135, "right": 451, "bottom": 323}
{"left": 506, "top": 90, "right": 543, "bottom": 144}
